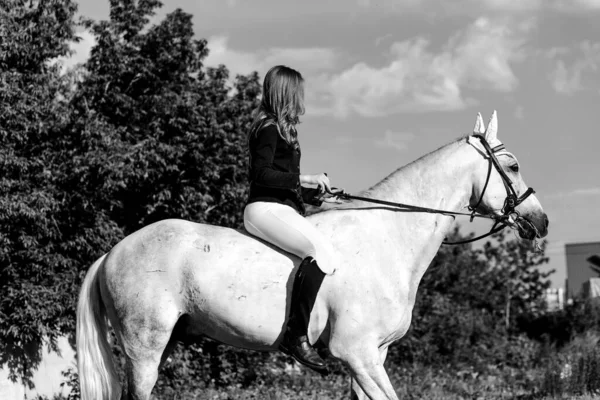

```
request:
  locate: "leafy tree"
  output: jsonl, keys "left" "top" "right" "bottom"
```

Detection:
{"left": 1, "top": 0, "right": 260, "bottom": 390}
{"left": 67, "top": 0, "right": 260, "bottom": 235}
{"left": 482, "top": 230, "right": 551, "bottom": 330}
{"left": 57, "top": 1, "right": 261, "bottom": 394}
{"left": 0, "top": 0, "right": 79, "bottom": 388}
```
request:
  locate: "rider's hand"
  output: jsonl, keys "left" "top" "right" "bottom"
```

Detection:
{"left": 310, "top": 173, "right": 331, "bottom": 193}
{"left": 321, "top": 188, "right": 346, "bottom": 204}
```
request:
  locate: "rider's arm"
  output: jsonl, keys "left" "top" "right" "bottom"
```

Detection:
{"left": 250, "top": 125, "right": 300, "bottom": 189}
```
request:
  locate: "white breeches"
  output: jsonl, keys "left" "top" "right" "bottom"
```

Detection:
{"left": 243, "top": 202, "right": 336, "bottom": 275}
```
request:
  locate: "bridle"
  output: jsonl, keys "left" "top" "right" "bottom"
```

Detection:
{"left": 445, "top": 134, "right": 536, "bottom": 244}
{"left": 469, "top": 134, "right": 535, "bottom": 222}
{"left": 330, "top": 134, "right": 536, "bottom": 245}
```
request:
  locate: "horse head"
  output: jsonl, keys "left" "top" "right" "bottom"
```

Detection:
{"left": 468, "top": 111, "right": 549, "bottom": 240}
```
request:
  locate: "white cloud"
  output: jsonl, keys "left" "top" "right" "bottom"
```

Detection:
{"left": 375, "top": 130, "right": 416, "bottom": 151}
{"left": 547, "top": 41, "right": 600, "bottom": 95}
{"left": 204, "top": 36, "right": 342, "bottom": 113}
{"left": 204, "top": 18, "right": 534, "bottom": 118}
{"left": 204, "top": 36, "right": 339, "bottom": 79}
{"left": 549, "top": 60, "right": 583, "bottom": 94}
{"left": 319, "top": 17, "right": 530, "bottom": 118}
{"left": 204, "top": 36, "right": 259, "bottom": 76}
{"left": 323, "top": 46, "right": 468, "bottom": 117}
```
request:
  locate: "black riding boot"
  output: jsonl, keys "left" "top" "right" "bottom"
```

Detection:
{"left": 279, "top": 256, "right": 328, "bottom": 374}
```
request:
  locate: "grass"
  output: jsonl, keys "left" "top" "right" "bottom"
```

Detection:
{"left": 178, "top": 335, "right": 600, "bottom": 400}
{"left": 43, "top": 332, "right": 600, "bottom": 399}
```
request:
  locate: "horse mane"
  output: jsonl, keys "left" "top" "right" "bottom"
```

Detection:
{"left": 307, "top": 134, "right": 469, "bottom": 216}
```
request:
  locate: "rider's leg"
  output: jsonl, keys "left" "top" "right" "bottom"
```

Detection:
{"left": 279, "top": 256, "right": 327, "bottom": 372}
{"left": 243, "top": 202, "right": 330, "bottom": 373}
{"left": 244, "top": 202, "right": 336, "bottom": 274}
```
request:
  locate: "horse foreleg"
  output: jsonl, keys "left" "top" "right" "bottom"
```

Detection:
{"left": 350, "top": 377, "right": 367, "bottom": 400}
{"left": 340, "top": 344, "right": 398, "bottom": 400}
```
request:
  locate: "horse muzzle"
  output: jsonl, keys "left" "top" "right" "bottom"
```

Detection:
{"left": 516, "top": 212, "right": 549, "bottom": 240}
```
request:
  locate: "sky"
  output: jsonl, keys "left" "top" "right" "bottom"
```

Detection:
{"left": 0, "top": 337, "right": 75, "bottom": 398}
{"left": 67, "top": 0, "right": 600, "bottom": 289}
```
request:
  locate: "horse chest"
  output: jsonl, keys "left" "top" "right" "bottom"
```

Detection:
{"left": 343, "top": 287, "right": 412, "bottom": 341}
{"left": 375, "top": 297, "right": 413, "bottom": 342}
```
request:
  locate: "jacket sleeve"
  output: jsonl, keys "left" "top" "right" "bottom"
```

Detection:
{"left": 250, "top": 125, "right": 300, "bottom": 189}
{"left": 300, "top": 186, "right": 323, "bottom": 207}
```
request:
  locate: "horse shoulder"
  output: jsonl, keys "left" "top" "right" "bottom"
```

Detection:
{"left": 307, "top": 211, "right": 416, "bottom": 345}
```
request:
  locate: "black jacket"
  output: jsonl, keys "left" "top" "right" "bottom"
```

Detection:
{"left": 247, "top": 123, "right": 322, "bottom": 215}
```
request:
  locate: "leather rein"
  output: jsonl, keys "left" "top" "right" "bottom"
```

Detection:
{"left": 331, "top": 134, "right": 536, "bottom": 245}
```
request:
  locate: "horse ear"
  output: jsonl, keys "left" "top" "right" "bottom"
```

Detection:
{"left": 485, "top": 110, "right": 498, "bottom": 142}
{"left": 473, "top": 112, "right": 485, "bottom": 134}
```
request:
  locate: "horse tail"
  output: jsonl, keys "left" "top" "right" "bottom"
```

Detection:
{"left": 76, "top": 253, "right": 121, "bottom": 400}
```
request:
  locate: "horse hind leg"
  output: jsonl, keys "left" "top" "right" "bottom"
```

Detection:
{"left": 122, "top": 356, "right": 161, "bottom": 400}
{"left": 156, "top": 313, "right": 195, "bottom": 373}
{"left": 118, "top": 310, "right": 181, "bottom": 400}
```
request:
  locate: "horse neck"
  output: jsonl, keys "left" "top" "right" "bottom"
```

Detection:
{"left": 365, "top": 138, "right": 479, "bottom": 213}
{"left": 365, "top": 138, "right": 481, "bottom": 268}
{"left": 357, "top": 138, "right": 482, "bottom": 300}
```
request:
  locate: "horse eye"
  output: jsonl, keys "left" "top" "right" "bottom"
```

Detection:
{"left": 509, "top": 164, "right": 519, "bottom": 173}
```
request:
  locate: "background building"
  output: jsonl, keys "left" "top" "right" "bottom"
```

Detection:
{"left": 565, "top": 242, "right": 600, "bottom": 299}
{"left": 544, "top": 287, "right": 565, "bottom": 311}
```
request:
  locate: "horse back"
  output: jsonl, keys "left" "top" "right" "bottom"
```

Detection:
{"left": 101, "top": 219, "right": 309, "bottom": 349}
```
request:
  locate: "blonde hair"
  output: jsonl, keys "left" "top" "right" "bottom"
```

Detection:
{"left": 249, "top": 65, "right": 305, "bottom": 148}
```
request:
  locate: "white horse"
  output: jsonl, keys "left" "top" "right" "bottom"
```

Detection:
{"left": 76, "top": 111, "right": 548, "bottom": 400}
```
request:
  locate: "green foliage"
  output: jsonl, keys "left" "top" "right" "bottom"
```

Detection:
{"left": 538, "top": 331, "right": 600, "bottom": 398}
{"left": 482, "top": 231, "right": 551, "bottom": 327}
{"left": 520, "top": 297, "right": 600, "bottom": 349}
{"left": 1, "top": 0, "right": 260, "bottom": 389}
{"left": 0, "top": 0, "right": 78, "bottom": 72}
{"left": 69, "top": 1, "right": 260, "bottom": 232}
{"left": 0, "top": 0, "right": 80, "bottom": 389}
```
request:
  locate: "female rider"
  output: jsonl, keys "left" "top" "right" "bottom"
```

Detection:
{"left": 244, "top": 65, "right": 340, "bottom": 374}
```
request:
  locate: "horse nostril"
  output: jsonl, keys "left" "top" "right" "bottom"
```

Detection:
{"left": 544, "top": 215, "right": 549, "bottom": 228}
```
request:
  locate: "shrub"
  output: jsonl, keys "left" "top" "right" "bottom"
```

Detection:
{"left": 538, "top": 331, "right": 600, "bottom": 397}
